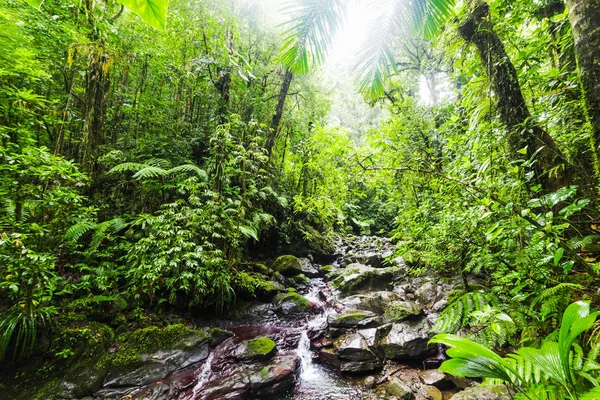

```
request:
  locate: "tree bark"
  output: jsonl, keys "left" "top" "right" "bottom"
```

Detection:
{"left": 458, "top": 1, "right": 570, "bottom": 192}
{"left": 566, "top": 0, "right": 600, "bottom": 182}
{"left": 266, "top": 69, "right": 293, "bottom": 156}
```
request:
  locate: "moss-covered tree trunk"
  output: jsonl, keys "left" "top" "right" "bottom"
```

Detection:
{"left": 266, "top": 69, "right": 293, "bottom": 157}
{"left": 566, "top": 0, "right": 600, "bottom": 185}
{"left": 458, "top": 1, "right": 570, "bottom": 192}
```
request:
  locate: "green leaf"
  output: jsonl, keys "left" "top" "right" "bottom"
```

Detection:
{"left": 116, "top": 0, "right": 169, "bottom": 31}
{"left": 553, "top": 248, "right": 564, "bottom": 266}
{"left": 24, "top": 0, "right": 44, "bottom": 10}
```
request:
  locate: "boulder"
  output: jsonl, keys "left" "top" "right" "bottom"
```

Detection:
{"left": 272, "top": 255, "right": 303, "bottom": 277}
{"left": 333, "top": 332, "right": 381, "bottom": 373}
{"left": 344, "top": 251, "right": 383, "bottom": 268}
{"left": 327, "top": 310, "right": 383, "bottom": 329}
{"left": 415, "top": 281, "right": 440, "bottom": 307}
{"left": 232, "top": 337, "right": 277, "bottom": 361}
{"left": 102, "top": 325, "right": 229, "bottom": 389}
{"left": 450, "top": 385, "right": 512, "bottom": 400}
{"left": 419, "top": 369, "right": 453, "bottom": 389}
{"left": 299, "top": 258, "right": 320, "bottom": 278}
{"left": 386, "top": 376, "right": 414, "bottom": 399}
{"left": 380, "top": 317, "right": 433, "bottom": 359}
{"left": 247, "top": 355, "right": 300, "bottom": 396}
{"left": 383, "top": 301, "right": 423, "bottom": 323}
{"left": 418, "top": 385, "right": 443, "bottom": 400}
{"left": 272, "top": 292, "right": 311, "bottom": 315}
{"left": 332, "top": 263, "right": 400, "bottom": 295}
{"left": 341, "top": 291, "right": 402, "bottom": 313}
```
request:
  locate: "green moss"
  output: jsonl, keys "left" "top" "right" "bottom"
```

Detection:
{"left": 292, "top": 273, "right": 310, "bottom": 285}
{"left": 319, "top": 265, "right": 334, "bottom": 274}
{"left": 101, "top": 324, "right": 199, "bottom": 369}
{"left": 273, "top": 292, "right": 310, "bottom": 313}
{"left": 272, "top": 255, "right": 302, "bottom": 276}
{"left": 252, "top": 263, "right": 269, "bottom": 275}
{"left": 337, "top": 312, "right": 370, "bottom": 322}
{"left": 247, "top": 337, "right": 276, "bottom": 356}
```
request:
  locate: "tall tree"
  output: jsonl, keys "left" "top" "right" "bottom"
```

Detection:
{"left": 566, "top": 0, "right": 600, "bottom": 183}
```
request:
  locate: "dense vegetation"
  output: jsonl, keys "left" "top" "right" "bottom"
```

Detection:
{"left": 1, "top": 0, "right": 600, "bottom": 397}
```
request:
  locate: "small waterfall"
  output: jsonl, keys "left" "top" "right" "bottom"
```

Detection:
{"left": 297, "top": 330, "right": 319, "bottom": 382}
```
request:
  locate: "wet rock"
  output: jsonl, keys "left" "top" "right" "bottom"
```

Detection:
{"left": 247, "top": 355, "right": 300, "bottom": 396}
{"left": 419, "top": 369, "right": 453, "bottom": 389}
{"left": 415, "top": 282, "right": 440, "bottom": 307}
{"left": 341, "top": 291, "right": 402, "bottom": 313}
{"left": 328, "top": 309, "right": 383, "bottom": 329}
{"left": 318, "top": 347, "right": 341, "bottom": 368}
{"left": 272, "top": 255, "right": 303, "bottom": 276}
{"left": 272, "top": 292, "right": 311, "bottom": 315}
{"left": 232, "top": 337, "right": 277, "bottom": 361}
{"left": 363, "top": 375, "right": 377, "bottom": 389}
{"left": 344, "top": 251, "right": 383, "bottom": 268}
{"left": 332, "top": 263, "right": 400, "bottom": 295}
{"left": 418, "top": 385, "right": 443, "bottom": 400}
{"left": 199, "top": 372, "right": 250, "bottom": 399}
{"left": 380, "top": 317, "right": 433, "bottom": 360}
{"left": 386, "top": 376, "right": 414, "bottom": 399}
{"left": 333, "top": 332, "right": 382, "bottom": 373}
{"left": 299, "top": 258, "right": 320, "bottom": 278}
{"left": 319, "top": 265, "right": 335, "bottom": 275}
{"left": 102, "top": 325, "right": 225, "bottom": 389}
{"left": 449, "top": 384, "right": 512, "bottom": 400}
{"left": 383, "top": 301, "right": 423, "bottom": 323}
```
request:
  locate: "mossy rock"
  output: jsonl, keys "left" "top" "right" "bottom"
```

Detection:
{"left": 234, "top": 337, "right": 277, "bottom": 361}
{"left": 251, "top": 263, "right": 270, "bottom": 275}
{"left": 319, "top": 265, "right": 334, "bottom": 275}
{"left": 328, "top": 310, "right": 382, "bottom": 329}
{"left": 100, "top": 324, "right": 225, "bottom": 388}
{"left": 383, "top": 301, "right": 423, "bottom": 323}
{"left": 8, "top": 322, "right": 116, "bottom": 400}
{"left": 272, "top": 255, "right": 303, "bottom": 277}
{"left": 292, "top": 273, "right": 310, "bottom": 285}
{"left": 272, "top": 292, "right": 311, "bottom": 315}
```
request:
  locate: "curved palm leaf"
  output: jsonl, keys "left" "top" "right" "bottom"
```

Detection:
{"left": 279, "top": 0, "right": 348, "bottom": 74}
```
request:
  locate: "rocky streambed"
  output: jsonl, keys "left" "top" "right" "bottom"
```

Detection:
{"left": 5, "top": 236, "right": 513, "bottom": 400}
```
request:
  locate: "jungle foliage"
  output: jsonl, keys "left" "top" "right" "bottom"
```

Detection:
{"left": 1, "top": 0, "right": 600, "bottom": 390}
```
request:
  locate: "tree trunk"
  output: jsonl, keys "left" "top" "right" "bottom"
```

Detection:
{"left": 458, "top": 1, "right": 570, "bottom": 192}
{"left": 266, "top": 69, "right": 293, "bottom": 156}
{"left": 566, "top": 0, "right": 600, "bottom": 183}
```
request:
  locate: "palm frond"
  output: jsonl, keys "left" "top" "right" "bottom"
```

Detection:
{"left": 354, "top": 0, "right": 405, "bottom": 99}
{"left": 108, "top": 162, "right": 148, "bottom": 174}
{"left": 132, "top": 166, "right": 169, "bottom": 179}
{"left": 279, "top": 0, "right": 348, "bottom": 74}
{"left": 409, "top": 0, "right": 456, "bottom": 39}
{"left": 65, "top": 221, "right": 97, "bottom": 242}
{"left": 168, "top": 164, "right": 208, "bottom": 179}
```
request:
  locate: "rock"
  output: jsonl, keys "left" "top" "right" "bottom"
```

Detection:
{"left": 272, "top": 292, "right": 311, "bottom": 315}
{"left": 319, "top": 265, "right": 335, "bottom": 275}
{"left": 198, "top": 372, "right": 250, "bottom": 399}
{"left": 341, "top": 291, "right": 402, "bottom": 313}
{"left": 383, "top": 301, "right": 423, "bottom": 323}
{"left": 380, "top": 317, "right": 433, "bottom": 359}
{"left": 363, "top": 375, "right": 377, "bottom": 389}
{"left": 450, "top": 385, "right": 512, "bottom": 400}
{"left": 418, "top": 385, "right": 443, "bottom": 400}
{"left": 332, "top": 263, "right": 400, "bottom": 295}
{"left": 386, "top": 376, "right": 414, "bottom": 399}
{"left": 272, "top": 255, "right": 303, "bottom": 276}
{"left": 345, "top": 251, "right": 383, "bottom": 268}
{"left": 419, "top": 369, "right": 453, "bottom": 389}
{"left": 102, "top": 325, "right": 225, "bottom": 389}
{"left": 415, "top": 282, "right": 440, "bottom": 307}
{"left": 328, "top": 310, "right": 383, "bottom": 329}
{"left": 318, "top": 347, "right": 341, "bottom": 368}
{"left": 333, "top": 332, "right": 381, "bottom": 373}
{"left": 299, "top": 258, "right": 320, "bottom": 278}
{"left": 247, "top": 355, "right": 300, "bottom": 396}
{"left": 233, "top": 337, "right": 277, "bottom": 361}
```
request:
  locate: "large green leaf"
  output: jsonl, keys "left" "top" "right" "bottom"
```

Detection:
{"left": 430, "top": 334, "right": 518, "bottom": 382}
{"left": 116, "top": 0, "right": 169, "bottom": 30}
